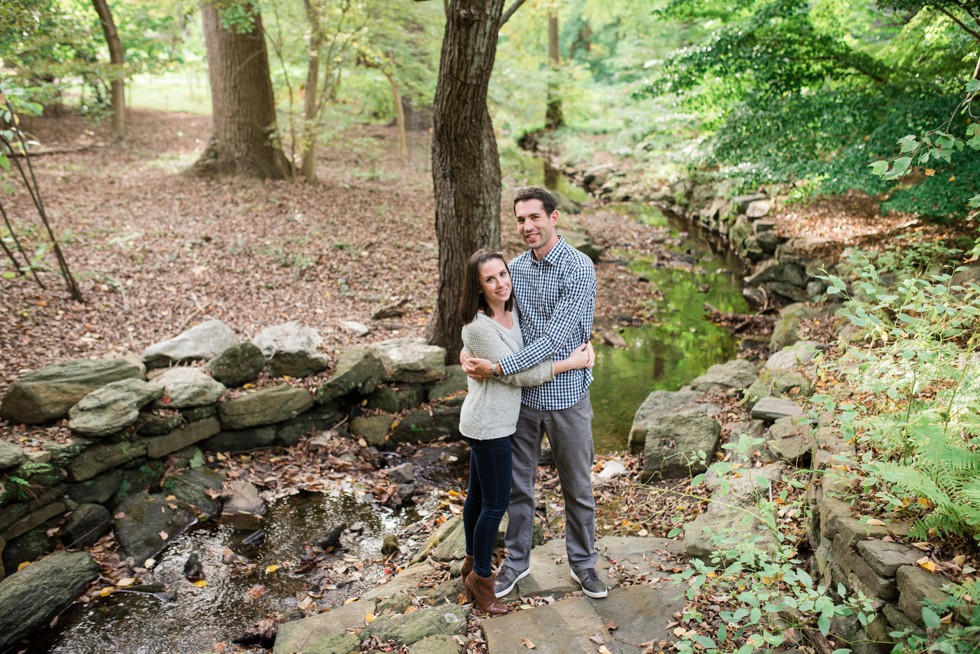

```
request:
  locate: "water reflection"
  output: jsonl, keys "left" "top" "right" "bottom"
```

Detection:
{"left": 590, "top": 204, "right": 747, "bottom": 452}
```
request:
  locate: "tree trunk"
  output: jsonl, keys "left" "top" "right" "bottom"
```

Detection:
{"left": 300, "top": 0, "right": 323, "bottom": 181}
{"left": 191, "top": 2, "right": 293, "bottom": 179}
{"left": 428, "top": 0, "right": 506, "bottom": 360}
{"left": 545, "top": 10, "right": 563, "bottom": 130}
{"left": 92, "top": 0, "right": 125, "bottom": 140}
{"left": 385, "top": 71, "right": 408, "bottom": 156}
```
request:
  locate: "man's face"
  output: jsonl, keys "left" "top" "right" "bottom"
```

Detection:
{"left": 515, "top": 199, "right": 558, "bottom": 257}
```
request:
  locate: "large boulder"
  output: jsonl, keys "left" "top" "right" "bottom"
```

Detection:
{"left": 0, "top": 358, "right": 144, "bottom": 425}
{"left": 141, "top": 320, "right": 238, "bottom": 368}
{"left": 368, "top": 338, "right": 446, "bottom": 383}
{"left": 0, "top": 442, "right": 27, "bottom": 470}
{"left": 627, "top": 389, "right": 721, "bottom": 453}
{"left": 150, "top": 367, "right": 227, "bottom": 408}
{"left": 640, "top": 414, "right": 722, "bottom": 480}
{"left": 0, "top": 550, "right": 99, "bottom": 649}
{"left": 68, "top": 379, "right": 165, "bottom": 438}
{"left": 217, "top": 384, "right": 313, "bottom": 430}
{"left": 251, "top": 321, "right": 330, "bottom": 378}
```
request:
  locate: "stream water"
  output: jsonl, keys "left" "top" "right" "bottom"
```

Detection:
{"left": 27, "top": 490, "right": 423, "bottom": 654}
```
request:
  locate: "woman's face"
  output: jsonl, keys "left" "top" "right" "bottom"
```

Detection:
{"left": 478, "top": 257, "right": 512, "bottom": 304}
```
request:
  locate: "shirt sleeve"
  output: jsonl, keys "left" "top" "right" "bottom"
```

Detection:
{"left": 462, "top": 320, "right": 554, "bottom": 387}
{"left": 498, "top": 262, "right": 595, "bottom": 375}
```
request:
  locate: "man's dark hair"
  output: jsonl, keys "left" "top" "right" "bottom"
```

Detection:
{"left": 458, "top": 249, "right": 514, "bottom": 325}
{"left": 513, "top": 186, "right": 556, "bottom": 216}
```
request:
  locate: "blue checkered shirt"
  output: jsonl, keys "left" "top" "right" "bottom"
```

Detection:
{"left": 499, "top": 236, "right": 596, "bottom": 411}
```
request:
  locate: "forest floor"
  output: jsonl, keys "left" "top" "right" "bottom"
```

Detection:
{"left": 4, "top": 110, "right": 978, "bottom": 652}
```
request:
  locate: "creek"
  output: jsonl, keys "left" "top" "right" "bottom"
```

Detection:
{"left": 25, "top": 490, "right": 424, "bottom": 653}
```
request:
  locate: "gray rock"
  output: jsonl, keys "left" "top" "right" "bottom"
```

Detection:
{"left": 338, "top": 320, "right": 371, "bottom": 337}
{"left": 203, "top": 425, "right": 277, "bottom": 452}
{"left": 0, "top": 442, "right": 26, "bottom": 470}
{"left": 751, "top": 396, "right": 803, "bottom": 421}
{"left": 150, "top": 367, "right": 226, "bottom": 408}
{"left": 896, "top": 565, "right": 972, "bottom": 626}
{"left": 67, "top": 439, "right": 148, "bottom": 482}
{"left": 640, "top": 413, "right": 722, "bottom": 480}
{"left": 390, "top": 405, "right": 460, "bottom": 445}
{"left": 162, "top": 467, "right": 224, "bottom": 517}
{"left": 276, "top": 404, "right": 343, "bottom": 446}
{"left": 369, "top": 338, "right": 446, "bottom": 384}
{"left": 427, "top": 365, "right": 468, "bottom": 405}
{"left": 746, "top": 199, "right": 772, "bottom": 219}
{"left": 563, "top": 228, "right": 603, "bottom": 262}
{"left": 365, "top": 604, "right": 468, "bottom": 646}
{"left": 207, "top": 342, "right": 266, "bottom": 387}
{"left": 3, "top": 522, "right": 59, "bottom": 570}
{"left": 217, "top": 384, "right": 313, "bottom": 430}
{"left": 68, "top": 379, "right": 164, "bottom": 438}
{"left": 141, "top": 319, "right": 238, "bottom": 368}
{"left": 42, "top": 438, "right": 92, "bottom": 467}
{"left": 628, "top": 389, "right": 721, "bottom": 453}
{"left": 688, "top": 359, "right": 757, "bottom": 393}
{"left": 251, "top": 321, "right": 330, "bottom": 378}
{"left": 220, "top": 480, "right": 266, "bottom": 530}
{"left": 114, "top": 492, "right": 197, "bottom": 564}
{"left": 315, "top": 347, "right": 385, "bottom": 404}
{"left": 135, "top": 410, "right": 185, "bottom": 436}
{"left": 770, "top": 303, "right": 809, "bottom": 352}
{"left": 0, "top": 358, "right": 144, "bottom": 425}
{"left": 0, "top": 550, "right": 99, "bottom": 649}
{"left": 766, "top": 341, "right": 824, "bottom": 371}
{"left": 745, "top": 260, "right": 807, "bottom": 288}
{"left": 145, "top": 417, "right": 221, "bottom": 459}
{"left": 484, "top": 596, "right": 611, "bottom": 654}
{"left": 766, "top": 417, "right": 814, "bottom": 466}
{"left": 62, "top": 503, "right": 112, "bottom": 548}
{"left": 67, "top": 469, "right": 124, "bottom": 505}
{"left": 857, "top": 540, "right": 921, "bottom": 578}
{"left": 365, "top": 384, "right": 424, "bottom": 413}
{"left": 273, "top": 600, "right": 375, "bottom": 654}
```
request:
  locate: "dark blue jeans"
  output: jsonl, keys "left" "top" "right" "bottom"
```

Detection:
{"left": 463, "top": 435, "right": 513, "bottom": 579}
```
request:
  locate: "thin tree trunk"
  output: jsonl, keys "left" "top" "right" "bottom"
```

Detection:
{"left": 385, "top": 71, "right": 407, "bottom": 156}
{"left": 192, "top": 2, "right": 292, "bottom": 179}
{"left": 301, "top": 0, "right": 323, "bottom": 181}
{"left": 546, "top": 10, "right": 563, "bottom": 130}
{"left": 428, "top": 0, "right": 506, "bottom": 360}
{"left": 92, "top": 0, "right": 125, "bottom": 140}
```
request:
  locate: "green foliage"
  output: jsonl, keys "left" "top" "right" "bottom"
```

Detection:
{"left": 820, "top": 249, "right": 980, "bottom": 542}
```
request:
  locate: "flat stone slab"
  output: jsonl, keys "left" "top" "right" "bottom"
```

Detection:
{"left": 150, "top": 367, "right": 226, "bottom": 408}
{"left": 484, "top": 596, "right": 615, "bottom": 654}
{"left": 750, "top": 396, "right": 803, "bottom": 421}
{"left": 594, "top": 584, "right": 685, "bottom": 654}
{"left": 273, "top": 599, "right": 376, "bottom": 654}
{"left": 217, "top": 383, "right": 314, "bottom": 430}
{"left": 141, "top": 319, "right": 238, "bottom": 368}
{"left": 689, "top": 359, "right": 757, "bottom": 393}
{"left": 68, "top": 379, "right": 164, "bottom": 438}
{"left": 369, "top": 338, "right": 446, "bottom": 383}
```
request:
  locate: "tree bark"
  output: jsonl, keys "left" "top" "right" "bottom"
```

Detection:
{"left": 301, "top": 0, "right": 323, "bottom": 181}
{"left": 191, "top": 2, "right": 293, "bottom": 179}
{"left": 92, "top": 0, "right": 125, "bottom": 140}
{"left": 428, "top": 0, "right": 506, "bottom": 360}
{"left": 384, "top": 71, "right": 408, "bottom": 156}
{"left": 546, "top": 10, "right": 564, "bottom": 130}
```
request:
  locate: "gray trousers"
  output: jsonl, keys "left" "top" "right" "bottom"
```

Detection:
{"left": 502, "top": 392, "right": 598, "bottom": 572}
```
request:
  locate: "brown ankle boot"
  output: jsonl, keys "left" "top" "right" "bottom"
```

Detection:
{"left": 464, "top": 571, "right": 509, "bottom": 615}
{"left": 460, "top": 555, "right": 474, "bottom": 580}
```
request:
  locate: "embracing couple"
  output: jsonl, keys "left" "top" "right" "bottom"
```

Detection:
{"left": 457, "top": 186, "right": 606, "bottom": 616}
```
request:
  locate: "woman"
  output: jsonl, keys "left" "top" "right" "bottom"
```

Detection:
{"left": 457, "top": 249, "right": 593, "bottom": 614}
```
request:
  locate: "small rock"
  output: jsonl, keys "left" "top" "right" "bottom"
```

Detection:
{"left": 381, "top": 534, "right": 399, "bottom": 556}
{"left": 183, "top": 552, "right": 204, "bottom": 581}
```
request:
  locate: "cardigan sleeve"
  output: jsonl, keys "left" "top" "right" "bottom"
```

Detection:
{"left": 462, "top": 319, "right": 554, "bottom": 388}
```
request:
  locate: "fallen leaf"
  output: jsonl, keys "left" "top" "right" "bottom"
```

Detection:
{"left": 117, "top": 577, "right": 136, "bottom": 587}
{"left": 365, "top": 612, "right": 376, "bottom": 624}
{"left": 599, "top": 647, "right": 613, "bottom": 654}
{"left": 917, "top": 557, "right": 937, "bottom": 572}
{"left": 193, "top": 580, "right": 209, "bottom": 587}
{"left": 590, "top": 633, "right": 604, "bottom": 644}
{"left": 866, "top": 518, "right": 886, "bottom": 526}
{"left": 159, "top": 531, "right": 169, "bottom": 540}
{"left": 266, "top": 564, "right": 280, "bottom": 573}
{"left": 521, "top": 638, "right": 536, "bottom": 649}
{"left": 246, "top": 584, "right": 267, "bottom": 599}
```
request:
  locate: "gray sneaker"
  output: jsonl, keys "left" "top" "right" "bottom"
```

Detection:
{"left": 571, "top": 568, "right": 608, "bottom": 599}
{"left": 494, "top": 565, "right": 530, "bottom": 598}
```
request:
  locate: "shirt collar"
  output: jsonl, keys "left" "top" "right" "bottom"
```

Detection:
{"left": 530, "top": 235, "right": 567, "bottom": 267}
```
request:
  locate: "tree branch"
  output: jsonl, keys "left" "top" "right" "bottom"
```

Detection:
{"left": 950, "top": 0, "right": 980, "bottom": 29}
{"left": 499, "top": 0, "right": 526, "bottom": 27}
{"left": 939, "top": 6, "right": 980, "bottom": 43}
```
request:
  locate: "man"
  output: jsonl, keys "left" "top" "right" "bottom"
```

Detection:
{"left": 461, "top": 186, "right": 606, "bottom": 599}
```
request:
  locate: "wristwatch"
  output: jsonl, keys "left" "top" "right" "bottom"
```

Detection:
{"left": 491, "top": 362, "right": 502, "bottom": 379}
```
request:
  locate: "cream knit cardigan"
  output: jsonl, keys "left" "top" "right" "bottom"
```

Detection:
{"left": 459, "top": 312, "right": 554, "bottom": 440}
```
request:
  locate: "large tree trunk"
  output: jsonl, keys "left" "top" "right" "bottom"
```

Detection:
{"left": 192, "top": 2, "right": 292, "bottom": 179}
{"left": 428, "top": 0, "right": 505, "bottom": 360}
{"left": 92, "top": 0, "right": 125, "bottom": 140}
